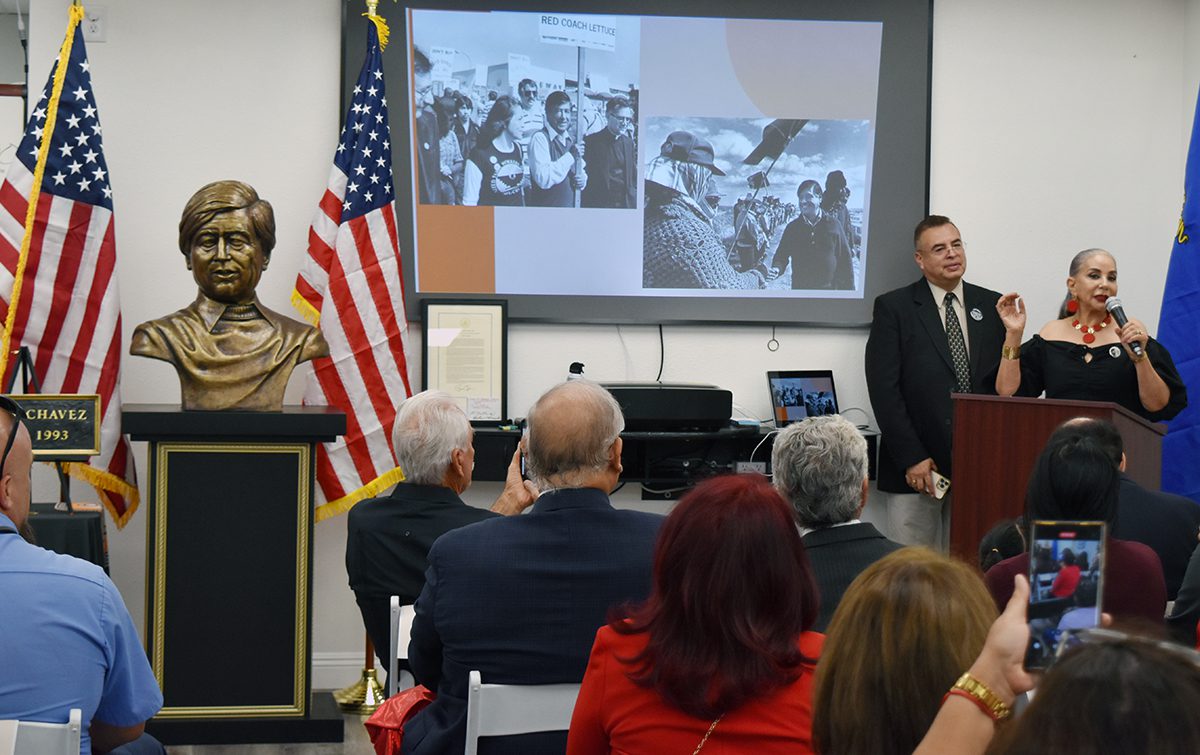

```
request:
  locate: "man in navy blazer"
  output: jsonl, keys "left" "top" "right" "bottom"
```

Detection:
{"left": 773, "top": 415, "right": 903, "bottom": 631}
{"left": 404, "top": 381, "right": 663, "bottom": 755}
{"left": 865, "top": 215, "right": 1006, "bottom": 549}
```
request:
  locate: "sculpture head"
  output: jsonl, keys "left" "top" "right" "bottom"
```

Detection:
{"left": 178, "top": 180, "right": 275, "bottom": 304}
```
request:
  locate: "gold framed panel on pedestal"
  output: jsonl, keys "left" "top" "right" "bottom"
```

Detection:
{"left": 146, "top": 442, "right": 311, "bottom": 719}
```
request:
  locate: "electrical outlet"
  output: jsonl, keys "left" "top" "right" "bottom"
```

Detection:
{"left": 83, "top": 6, "right": 107, "bottom": 43}
{"left": 735, "top": 461, "right": 767, "bottom": 475}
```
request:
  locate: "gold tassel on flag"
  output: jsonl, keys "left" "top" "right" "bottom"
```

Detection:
{"left": 364, "top": 0, "right": 391, "bottom": 52}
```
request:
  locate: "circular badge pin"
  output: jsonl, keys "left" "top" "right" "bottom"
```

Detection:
{"left": 1109, "top": 345, "right": 1122, "bottom": 359}
{"left": 970, "top": 308, "right": 983, "bottom": 321}
{"left": 423, "top": 142, "right": 430, "bottom": 150}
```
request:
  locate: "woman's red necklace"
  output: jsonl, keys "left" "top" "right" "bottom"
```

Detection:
{"left": 1072, "top": 313, "right": 1112, "bottom": 344}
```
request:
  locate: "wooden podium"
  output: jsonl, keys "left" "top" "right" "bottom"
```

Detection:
{"left": 123, "top": 405, "right": 346, "bottom": 745}
{"left": 949, "top": 395, "right": 1165, "bottom": 559}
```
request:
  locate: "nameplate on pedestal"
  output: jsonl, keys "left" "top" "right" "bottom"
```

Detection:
{"left": 12, "top": 393, "right": 100, "bottom": 458}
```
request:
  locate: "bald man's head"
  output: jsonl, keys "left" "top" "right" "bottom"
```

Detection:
{"left": 524, "top": 381, "right": 624, "bottom": 490}
{"left": 0, "top": 408, "right": 33, "bottom": 530}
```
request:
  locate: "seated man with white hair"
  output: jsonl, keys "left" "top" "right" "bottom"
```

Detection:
{"left": 773, "top": 414, "right": 902, "bottom": 632}
{"left": 345, "top": 390, "right": 536, "bottom": 666}
{"left": 405, "top": 380, "right": 663, "bottom": 755}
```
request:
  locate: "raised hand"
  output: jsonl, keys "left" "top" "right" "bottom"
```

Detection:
{"left": 996, "top": 293, "right": 1026, "bottom": 335}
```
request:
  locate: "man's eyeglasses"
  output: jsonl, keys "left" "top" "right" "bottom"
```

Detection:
{"left": 609, "top": 115, "right": 634, "bottom": 125}
{"left": 520, "top": 89, "right": 537, "bottom": 97}
{"left": 0, "top": 395, "right": 25, "bottom": 477}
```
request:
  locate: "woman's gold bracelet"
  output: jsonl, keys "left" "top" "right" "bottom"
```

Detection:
{"left": 1001, "top": 345, "right": 1020, "bottom": 361}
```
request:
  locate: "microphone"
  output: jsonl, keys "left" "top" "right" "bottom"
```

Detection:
{"left": 1105, "top": 297, "right": 1144, "bottom": 358}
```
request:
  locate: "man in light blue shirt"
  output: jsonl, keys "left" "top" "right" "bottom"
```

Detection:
{"left": 0, "top": 402, "right": 163, "bottom": 754}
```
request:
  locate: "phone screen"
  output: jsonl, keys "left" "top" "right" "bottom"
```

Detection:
{"left": 1023, "top": 520, "right": 1106, "bottom": 670}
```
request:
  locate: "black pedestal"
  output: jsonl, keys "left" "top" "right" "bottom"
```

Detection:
{"left": 124, "top": 404, "right": 345, "bottom": 744}
{"left": 145, "top": 692, "right": 344, "bottom": 746}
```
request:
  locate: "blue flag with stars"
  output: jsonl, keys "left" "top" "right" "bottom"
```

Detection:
{"left": 1160, "top": 89, "right": 1200, "bottom": 503}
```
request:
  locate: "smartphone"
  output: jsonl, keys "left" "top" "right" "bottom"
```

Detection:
{"left": 930, "top": 470, "right": 951, "bottom": 500}
{"left": 1023, "top": 520, "right": 1106, "bottom": 670}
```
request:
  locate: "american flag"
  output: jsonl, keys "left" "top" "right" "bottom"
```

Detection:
{"left": 293, "top": 16, "right": 412, "bottom": 520}
{"left": 0, "top": 8, "right": 139, "bottom": 526}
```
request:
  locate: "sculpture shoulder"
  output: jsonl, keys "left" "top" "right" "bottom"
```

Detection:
{"left": 129, "top": 307, "right": 202, "bottom": 360}
{"left": 258, "top": 303, "right": 330, "bottom": 362}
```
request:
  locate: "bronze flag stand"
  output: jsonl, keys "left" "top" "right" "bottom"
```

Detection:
{"left": 333, "top": 634, "right": 386, "bottom": 713}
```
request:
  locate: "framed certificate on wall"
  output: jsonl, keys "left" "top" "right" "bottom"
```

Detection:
{"left": 421, "top": 300, "right": 508, "bottom": 424}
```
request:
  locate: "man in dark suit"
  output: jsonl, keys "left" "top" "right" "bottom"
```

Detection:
{"left": 404, "top": 381, "right": 663, "bottom": 754}
{"left": 345, "top": 391, "right": 536, "bottom": 666}
{"left": 581, "top": 95, "right": 637, "bottom": 209}
{"left": 865, "top": 215, "right": 1006, "bottom": 548}
{"left": 772, "top": 415, "right": 903, "bottom": 631}
{"left": 1055, "top": 416, "right": 1200, "bottom": 599}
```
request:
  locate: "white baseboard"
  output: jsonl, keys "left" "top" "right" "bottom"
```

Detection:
{"left": 312, "top": 651, "right": 371, "bottom": 690}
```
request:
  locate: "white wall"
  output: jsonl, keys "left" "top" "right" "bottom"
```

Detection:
{"left": 0, "top": 13, "right": 27, "bottom": 168}
{"left": 23, "top": 0, "right": 1200, "bottom": 687}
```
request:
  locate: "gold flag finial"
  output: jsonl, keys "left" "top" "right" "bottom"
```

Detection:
{"left": 363, "top": 6, "right": 390, "bottom": 51}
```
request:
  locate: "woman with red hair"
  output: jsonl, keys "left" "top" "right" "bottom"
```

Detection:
{"left": 566, "top": 474, "right": 822, "bottom": 754}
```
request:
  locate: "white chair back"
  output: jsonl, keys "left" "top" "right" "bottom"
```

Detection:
{"left": 0, "top": 708, "right": 82, "bottom": 755}
{"left": 387, "top": 596, "right": 416, "bottom": 697}
{"left": 463, "top": 670, "right": 580, "bottom": 755}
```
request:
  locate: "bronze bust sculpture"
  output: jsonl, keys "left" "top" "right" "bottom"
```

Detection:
{"left": 131, "top": 180, "right": 329, "bottom": 411}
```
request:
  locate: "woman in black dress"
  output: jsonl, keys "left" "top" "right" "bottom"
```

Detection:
{"left": 994, "top": 248, "right": 1186, "bottom": 421}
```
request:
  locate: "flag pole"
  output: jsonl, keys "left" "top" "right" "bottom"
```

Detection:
{"left": 330, "top": 0, "right": 391, "bottom": 713}
{"left": 0, "top": 4, "right": 85, "bottom": 382}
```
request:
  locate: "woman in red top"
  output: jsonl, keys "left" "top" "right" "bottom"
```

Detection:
{"left": 1050, "top": 549, "right": 1082, "bottom": 598}
{"left": 566, "top": 474, "right": 822, "bottom": 755}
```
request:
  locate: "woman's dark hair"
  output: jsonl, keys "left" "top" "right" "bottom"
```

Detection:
{"left": 1060, "top": 548, "right": 1076, "bottom": 567}
{"left": 480, "top": 95, "right": 517, "bottom": 142}
{"left": 988, "top": 637, "right": 1200, "bottom": 754}
{"left": 611, "top": 474, "right": 819, "bottom": 719}
{"left": 979, "top": 517, "right": 1025, "bottom": 572}
{"left": 1024, "top": 433, "right": 1120, "bottom": 529}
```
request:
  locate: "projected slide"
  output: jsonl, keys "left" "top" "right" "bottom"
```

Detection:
{"left": 408, "top": 10, "right": 881, "bottom": 301}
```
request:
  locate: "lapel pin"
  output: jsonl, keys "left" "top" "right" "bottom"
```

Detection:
{"left": 1109, "top": 345, "right": 1122, "bottom": 359}
{"left": 969, "top": 308, "right": 983, "bottom": 321}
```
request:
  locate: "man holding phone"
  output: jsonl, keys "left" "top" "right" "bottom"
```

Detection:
{"left": 865, "top": 215, "right": 1006, "bottom": 549}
